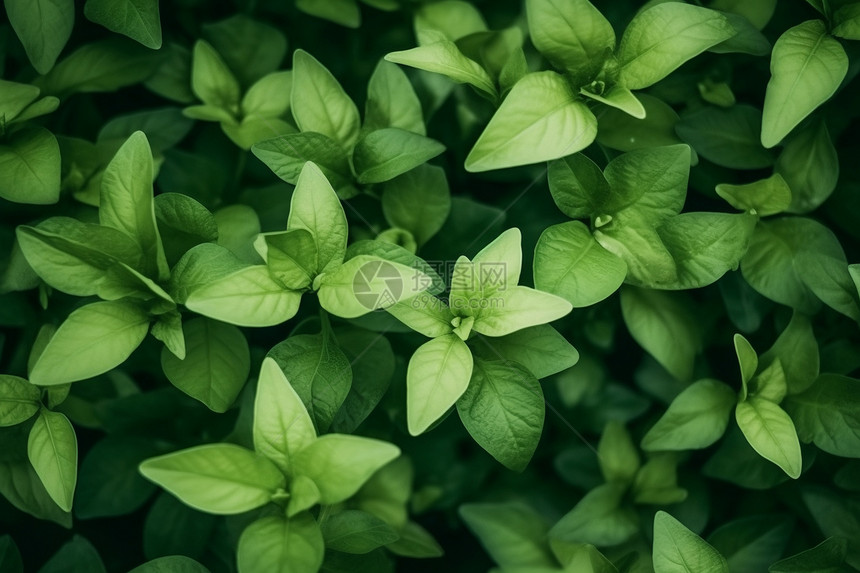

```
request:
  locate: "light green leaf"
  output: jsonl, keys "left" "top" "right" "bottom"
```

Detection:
{"left": 642, "top": 379, "right": 736, "bottom": 451}
{"left": 296, "top": 0, "right": 359, "bottom": 28}
{"left": 465, "top": 71, "right": 596, "bottom": 172}
{"left": 0, "top": 375, "right": 40, "bottom": 427}
{"left": 632, "top": 452, "right": 687, "bottom": 505}
{"left": 291, "top": 50, "right": 361, "bottom": 150}
{"left": 594, "top": 218, "right": 677, "bottom": 287}
{"left": 675, "top": 105, "right": 773, "bottom": 169}
{"left": 84, "top": 0, "right": 162, "bottom": 49}
{"left": 317, "top": 255, "right": 427, "bottom": 319}
{"left": 287, "top": 161, "right": 347, "bottom": 274}
{"left": 321, "top": 510, "right": 399, "bottom": 554}
{"left": 100, "top": 131, "right": 168, "bottom": 280}
{"left": 385, "top": 32, "right": 497, "bottom": 100}
{"left": 251, "top": 132, "right": 353, "bottom": 195}
{"left": 716, "top": 173, "right": 792, "bottom": 216}
{"left": 150, "top": 310, "right": 185, "bottom": 360}
{"left": 597, "top": 421, "right": 640, "bottom": 485}
{"left": 160, "top": 317, "right": 250, "bottom": 413}
{"left": 184, "top": 265, "right": 300, "bottom": 327}
{"left": 190, "top": 40, "right": 240, "bottom": 111}
{"left": 534, "top": 221, "right": 627, "bottom": 307}
{"left": 29, "top": 301, "right": 150, "bottom": 386}
{"left": 27, "top": 410, "right": 77, "bottom": 512}
{"left": 5, "top": 0, "right": 74, "bottom": 74}
{"left": 736, "top": 397, "right": 802, "bottom": 478}
{"left": 471, "top": 286, "right": 572, "bottom": 337}
{"left": 474, "top": 324, "right": 578, "bottom": 379}
{"left": 549, "top": 483, "right": 639, "bottom": 546}
{"left": 293, "top": 434, "right": 400, "bottom": 505}
{"left": 381, "top": 164, "right": 450, "bottom": 246}
{"left": 751, "top": 358, "right": 787, "bottom": 403}
{"left": 776, "top": 120, "right": 839, "bottom": 214}
{"left": 760, "top": 312, "right": 819, "bottom": 395}
{"left": 237, "top": 514, "right": 324, "bottom": 573}
{"left": 154, "top": 192, "right": 218, "bottom": 265}
{"left": 735, "top": 333, "right": 759, "bottom": 396}
{"left": 407, "top": 333, "right": 473, "bottom": 435}
{"left": 547, "top": 153, "right": 611, "bottom": 220}
{"left": 353, "top": 128, "right": 445, "bottom": 184}
{"left": 241, "top": 71, "right": 291, "bottom": 119}
{"left": 364, "top": 60, "right": 425, "bottom": 135}
{"left": 456, "top": 358, "right": 544, "bottom": 471}
{"left": 253, "top": 357, "right": 317, "bottom": 476}
{"left": 386, "top": 295, "right": 454, "bottom": 338}
{"left": 617, "top": 3, "right": 735, "bottom": 90}
{"left": 581, "top": 84, "right": 646, "bottom": 119}
{"left": 652, "top": 511, "right": 729, "bottom": 573}
{"left": 287, "top": 474, "right": 320, "bottom": 518}
{"left": 214, "top": 205, "right": 262, "bottom": 264}
{"left": 785, "top": 374, "right": 860, "bottom": 458}
{"left": 525, "top": 0, "right": 615, "bottom": 80}
{"left": 139, "top": 444, "right": 285, "bottom": 514}
{"left": 267, "top": 333, "right": 351, "bottom": 434}
{"left": 0, "top": 127, "right": 61, "bottom": 205}
{"left": 168, "top": 243, "right": 244, "bottom": 304}
{"left": 258, "top": 229, "right": 316, "bottom": 290}
{"left": 620, "top": 288, "right": 700, "bottom": 383}
{"left": 415, "top": 0, "right": 487, "bottom": 42}
{"left": 761, "top": 20, "right": 848, "bottom": 148}
{"left": 460, "top": 503, "right": 555, "bottom": 569}
{"left": 596, "top": 93, "right": 686, "bottom": 153}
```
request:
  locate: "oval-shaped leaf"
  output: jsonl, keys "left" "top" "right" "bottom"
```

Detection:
{"left": 237, "top": 514, "right": 324, "bottom": 573}
{"left": 736, "top": 397, "right": 802, "bottom": 479}
{"left": 27, "top": 410, "right": 77, "bottom": 512}
{"left": 407, "top": 333, "right": 473, "bottom": 435}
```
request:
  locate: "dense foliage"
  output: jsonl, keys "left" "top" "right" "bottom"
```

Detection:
{"left": 2, "top": 0, "right": 860, "bottom": 571}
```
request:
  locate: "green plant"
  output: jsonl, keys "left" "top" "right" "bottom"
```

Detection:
{"left": 2, "top": 0, "right": 860, "bottom": 572}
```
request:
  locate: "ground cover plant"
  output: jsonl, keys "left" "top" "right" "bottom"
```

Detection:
{"left": 1, "top": 0, "right": 860, "bottom": 571}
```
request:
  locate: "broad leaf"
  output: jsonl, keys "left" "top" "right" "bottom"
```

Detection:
{"left": 320, "top": 510, "right": 399, "bottom": 554}
{"left": 760, "top": 312, "right": 819, "bottom": 395}
{"left": 761, "top": 20, "right": 848, "bottom": 148}
{"left": 237, "top": 514, "right": 324, "bottom": 573}
{"left": 0, "top": 127, "right": 61, "bottom": 205}
{"left": 549, "top": 483, "right": 639, "bottom": 546}
{"left": 353, "top": 128, "right": 445, "bottom": 184}
{"left": 736, "top": 397, "right": 802, "bottom": 479}
{"left": 5, "top": 0, "right": 74, "bottom": 73}
{"left": 785, "top": 374, "right": 860, "bottom": 458}
{"left": 547, "top": 153, "right": 611, "bottom": 220}
{"left": 473, "top": 324, "right": 578, "bottom": 379}
{"left": 460, "top": 503, "right": 555, "bottom": 569}
{"left": 716, "top": 173, "right": 792, "bottom": 216}
{"left": 652, "top": 511, "right": 729, "bottom": 573}
{"left": 0, "top": 375, "right": 40, "bottom": 427}
{"left": 27, "top": 409, "right": 77, "bottom": 512}
{"left": 139, "top": 444, "right": 285, "bottom": 514}
{"left": 407, "top": 333, "right": 473, "bottom": 435}
{"left": 597, "top": 421, "right": 640, "bottom": 485}
{"left": 29, "top": 301, "right": 150, "bottom": 386}
{"left": 471, "top": 286, "right": 572, "bottom": 337}
{"left": 642, "top": 379, "right": 736, "bottom": 451}
{"left": 84, "top": 0, "right": 162, "bottom": 49}
{"left": 364, "top": 60, "right": 425, "bottom": 135}
{"left": 287, "top": 162, "right": 347, "bottom": 274}
{"left": 381, "top": 164, "right": 451, "bottom": 246}
{"left": 769, "top": 537, "right": 850, "bottom": 573}
{"left": 190, "top": 40, "right": 240, "bottom": 111}
{"left": 776, "top": 120, "right": 840, "bottom": 214}
{"left": 675, "top": 105, "right": 773, "bottom": 169}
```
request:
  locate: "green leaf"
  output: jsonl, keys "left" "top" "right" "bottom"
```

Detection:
{"left": 321, "top": 510, "right": 399, "bottom": 554}
{"left": 407, "top": 333, "right": 473, "bottom": 435}
{"left": 534, "top": 221, "right": 627, "bottom": 307}
{"left": 5, "top": 0, "right": 74, "bottom": 74}
{"left": 525, "top": 0, "right": 615, "bottom": 80}
{"left": 0, "top": 459, "right": 71, "bottom": 527}
{"left": 470, "top": 286, "right": 573, "bottom": 337}
{"left": 0, "top": 536, "right": 23, "bottom": 573}
{"left": 387, "top": 521, "right": 444, "bottom": 558}
{"left": 785, "top": 374, "right": 860, "bottom": 458}
{"left": 168, "top": 243, "right": 243, "bottom": 303}
{"left": 190, "top": 40, "right": 240, "bottom": 112}
{"left": 237, "top": 514, "right": 324, "bottom": 573}
{"left": 474, "top": 324, "right": 578, "bottom": 379}
{"left": 296, "top": 0, "right": 359, "bottom": 28}
{"left": 415, "top": 0, "right": 487, "bottom": 41}
{"left": 267, "top": 333, "right": 351, "bottom": 433}
{"left": 84, "top": 0, "right": 162, "bottom": 49}
{"left": 597, "top": 421, "right": 640, "bottom": 485}
{"left": 760, "top": 312, "right": 819, "bottom": 395}
{"left": 287, "top": 161, "right": 347, "bottom": 274}
{"left": 775, "top": 120, "right": 839, "bottom": 214}
{"left": 287, "top": 474, "right": 321, "bottom": 518}
{"left": 364, "top": 60, "right": 425, "bottom": 135}
{"left": 201, "top": 14, "right": 287, "bottom": 88}
{"left": 708, "top": 515, "right": 793, "bottom": 573}
{"left": 386, "top": 295, "right": 454, "bottom": 338}
{"left": 39, "top": 536, "right": 105, "bottom": 573}
{"left": 735, "top": 333, "right": 759, "bottom": 398}
{"left": 736, "top": 397, "right": 802, "bottom": 478}
{"left": 293, "top": 434, "right": 400, "bottom": 505}
{"left": 761, "top": 20, "right": 848, "bottom": 148}
{"left": 548, "top": 153, "right": 611, "bottom": 220}
{"left": 833, "top": 3, "right": 860, "bottom": 39}
{"left": 617, "top": 3, "right": 735, "bottom": 90}
{"left": 100, "top": 131, "right": 168, "bottom": 280}
{"left": 317, "top": 255, "right": 427, "bottom": 319}
{"left": 596, "top": 93, "right": 686, "bottom": 153}
{"left": 631, "top": 452, "right": 687, "bottom": 505}
{"left": 129, "top": 556, "right": 211, "bottom": 573}
{"left": 460, "top": 503, "right": 555, "bottom": 569}
{"left": 98, "top": 107, "right": 193, "bottom": 154}
{"left": 291, "top": 50, "right": 360, "bottom": 150}
{"left": 0, "top": 375, "right": 41, "bottom": 427}
{"left": 769, "top": 537, "right": 850, "bottom": 573}
{"left": 353, "top": 128, "right": 445, "bottom": 184}
{"left": 716, "top": 173, "right": 792, "bottom": 216}
{"left": 675, "top": 105, "right": 773, "bottom": 169}
{"left": 620, "top": 288, "right": 700, "bottom": 383}
{"left": 549, "top": 483, "right": 639, "bottom": 546}
{"left": 241, "top": 71, "right": 291, "bottom": 119}
{"left": 27, "top": 410, "right": 77, "bottom": 512}
{"left": 381, "top": 164, "right": 450, "bottom": 246}
{"left": 154, "top": 193, "right": 218, "bottom": 265}
{"left": 385, "top": 32, "right": 497, "bottom": 100}
{"left": 642, "top": 379, "right": 736, "bottom": 451}
{"left": 0, "top": 127, "right": 61, "bottom": 205}
{"left": 253, "top": 357, "right": 317, "bottom": 476}
{"left": 35, "top": 38, "right": 163, "bottom": 97}
{"left": 456, "top": 358, "right": 544, "bottom": 471}
{"left": 75, "top": 436, "right": 159, "bottom": 519}
{"left": 160, "top": 317, "right": 250, "bottom": 413}
{"left": 139, "top": 444, "right": 285, "bottom": 514}
{"left": 29, "top": 301, "right": 150, "bottom": 386}
{"left": 652, "top": 511, "right": 729, "bottom": 573}
{"left": 252, "top": 132, "right": 353, "bottom": 194}
{"left": 802, "top": 489, "right": 860, "bottom": 570}
{"left": 465, "top": 71, "right": 596, "bottom": 172}
{"left": 581, "top": 84, "right": 646, "bottom": 119}
{"left": 184, "top": 265, "right": 300, "bottom": 327}
{"left": 257, "top": 229, "right": 316, "bottom": 290}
